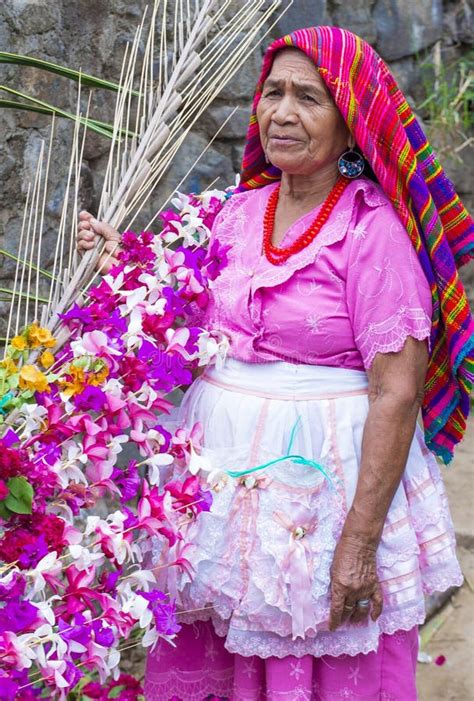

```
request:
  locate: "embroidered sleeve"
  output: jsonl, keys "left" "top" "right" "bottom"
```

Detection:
{"left": 346, "top": 198, "right": 432, "bottom": 369}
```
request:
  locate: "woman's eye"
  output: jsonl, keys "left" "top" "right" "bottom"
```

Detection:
{"left": 302, "top": 94, "right": 317, "bottom": 103}
{"left": 265, "top": 89, "right": 280, "bottom": 97}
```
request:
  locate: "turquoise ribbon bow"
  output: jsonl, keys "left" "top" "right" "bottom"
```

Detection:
{"left": 226, "top": 416, "right": 333, "bottom": 485}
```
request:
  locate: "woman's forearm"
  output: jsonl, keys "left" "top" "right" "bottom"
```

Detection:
{"left": 342, "top": 391, "right": 421, "bottom": 545}
{"left": 342, "top": 339, "right": 428, "bottom": 546}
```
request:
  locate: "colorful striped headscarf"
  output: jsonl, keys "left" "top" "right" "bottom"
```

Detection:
{"left": 238, "top": 26, "right": 474, "bottom": 463}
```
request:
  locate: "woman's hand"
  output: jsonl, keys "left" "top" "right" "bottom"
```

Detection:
{"left": 77, "top": 210, "right": 122, "bottom": 273}
{"left": 329, "top": 533, "right": 383, "bottom": 630}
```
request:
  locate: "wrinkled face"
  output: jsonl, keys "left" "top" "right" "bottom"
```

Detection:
{"left": 256, "top": 48, "right": 351, "bottom": 176}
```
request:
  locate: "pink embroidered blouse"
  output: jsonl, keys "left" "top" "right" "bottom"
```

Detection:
{"left": 204, "top": 177, "right": 432, "bottom": 370}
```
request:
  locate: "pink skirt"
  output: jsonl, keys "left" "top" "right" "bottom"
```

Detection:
{"left": 144, "top": 619, "right": 419, "bottom": 700}
{"left": 144, "top": 359, "right": 462, "bottom": 699}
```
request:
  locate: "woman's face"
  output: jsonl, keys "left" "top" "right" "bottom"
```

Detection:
{"left": 256, "top": 49, "right": 351, "bottom": 176}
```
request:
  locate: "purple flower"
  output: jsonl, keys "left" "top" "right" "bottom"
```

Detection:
{"left": 91, "top": 619, "right": 115, "bottom": 647}
{"left": 112, "top": 462, "right": 141, "bottom": 503}
{"left": 138, "top": 591, "right": 181, "bottom": 636}
{"left": 0, "top": 573, "right": 26, "bottom": 602}
{"left": 203, "top": 239, "right": 231, "bottom": 280}
{"left": 0, "top": 597, "right": 39, "bottom": 633}
{"left": 73, "top": 386, "right": 107, "bottom": 413}
{"left": 18, "top": 534, "right": 49, "bottom": 569}
{"left": 58, "top": 614, "right": 92, "bottom": 653}
{"left": 1, "top": 430, "right": 20, "bottom": 449}
{"left": 0, "top": 674, "right": 19, "bottom": 698}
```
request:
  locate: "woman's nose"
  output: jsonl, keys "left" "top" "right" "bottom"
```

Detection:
{"left": 271, "top": 95, "right": 298, "bottom": 124}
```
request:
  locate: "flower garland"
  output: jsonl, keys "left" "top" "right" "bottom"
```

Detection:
{"left": 0, "top": 188, "right": 232, "bottom": 699}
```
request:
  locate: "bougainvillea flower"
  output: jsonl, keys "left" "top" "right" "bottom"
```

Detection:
{"left": 0, "top": 480, "right": 8, "bottom": 501}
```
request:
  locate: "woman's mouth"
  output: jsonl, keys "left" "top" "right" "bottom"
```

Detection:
{"left": 268, "top": 135, "right": 302, "bottom": 147}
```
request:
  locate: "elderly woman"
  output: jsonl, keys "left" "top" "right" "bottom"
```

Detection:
{"left": 78, "top": 26, "right": 473, "bottom": 701}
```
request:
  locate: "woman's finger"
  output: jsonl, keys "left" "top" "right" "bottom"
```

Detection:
{"left": 77, "top": 240, "right": 96, "bottom": 251}
{"left": 329, "top": 586, "right": 346, "bottom": 631}
{"left": 77, "top": 229, "right": 95, "bottom": 241}
{"left": 79, "top": 210, "right": 94, "bottom": 221}
{"left": 370, "top": 585, "right": 383, "bottom": 621}
{"left": 89, "top": 218, "right": 121, "bottom": 242}
{"left": 97, "top": 253, "right": 119, "bottom": 274}
{"left": 350, "top": 598, "right": 373, "bottom": 625}
{"left": 104, "top": 240, "right": 120, "bottom": 254}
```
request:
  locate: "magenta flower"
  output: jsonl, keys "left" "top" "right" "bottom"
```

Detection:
{"left": 166, "top": 476, "right": 212, "bottom": 515}
{"left": 0, "top": 480, "right": 8, "bottom": 501}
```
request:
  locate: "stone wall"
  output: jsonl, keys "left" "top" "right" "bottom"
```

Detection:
{"left": 0, "top": 0, "right": 472, "bottom": 318}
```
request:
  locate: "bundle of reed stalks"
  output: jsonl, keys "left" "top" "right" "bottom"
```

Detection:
{"left": 2, "top": 0, "right": 291, "bottom": 358}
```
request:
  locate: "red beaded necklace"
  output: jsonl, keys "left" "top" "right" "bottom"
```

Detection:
{"left": 262, "top": 176, "right": 349, "bottom": 265}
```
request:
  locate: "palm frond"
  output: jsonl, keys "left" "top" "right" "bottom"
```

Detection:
{"left": 0, "top": 51, "right": 140, "bottom": 95}
{"left": 0, "top": 85, "right": 129, "bottom": 139}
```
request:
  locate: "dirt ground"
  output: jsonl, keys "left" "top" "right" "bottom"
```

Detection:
{"left": 417, "top": 418, "right": 474, "bottom": 701}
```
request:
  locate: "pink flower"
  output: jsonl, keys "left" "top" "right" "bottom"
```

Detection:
{"left": 0, "top": 480, "right": 8, "bottom": 501}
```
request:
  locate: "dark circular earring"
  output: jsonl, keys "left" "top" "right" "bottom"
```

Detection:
{"left": 338, "top": 148, "right": 365, "bottom": 179}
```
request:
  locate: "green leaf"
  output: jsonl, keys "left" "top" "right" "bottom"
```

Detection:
{"left": 0, "top": 286, "right": 49, "bottom": 304}
{"left": 0, "top": 248, "right": 55, "bottom": 280}
{"left": 5, "top": 476, "right": 34, "bottom": 514}
{"left": 0, "top": 86, "right": 120, "bottom": 139}
{"left": 0, "top": 93, "right": 136, "bottom": 139}
{"left": 108, "top": 687, "right": 126, "bottom": 699}
{"left": 0, "top": 501, "right": 10, "bottom": 520}
{"left": 0, "top": 52, "right": 140, "bottom": 96}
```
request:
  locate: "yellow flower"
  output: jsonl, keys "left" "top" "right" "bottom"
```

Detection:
{"left": 60, "top": 365, "right": 86, "bottom": 397}
{"left": 89, "top": 365, "right": 110, "bottom": 387}
{"left": 39, "top": 351, "right": 55, "bottom": 369}
{"left": 0, "top": 358, "right": 18, "bottom": 374}
{"left": 11, "top": 336, "right": 27, "bottom": 351}
{"left": 19, "top": 365, "right": 50, "bottom": 393}
{"left": 27, "top": 323, "right": 56, "bottom": 349}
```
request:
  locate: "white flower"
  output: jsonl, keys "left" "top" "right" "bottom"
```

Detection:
{"left": 122, "top": 592, "right": 153, "bottom": 628}
{"left": 31, "top": 599, "right": 59, "bottom": 627}
{"left": 27, "top": 552, "right": 61, "bottom": 596}
{"left": 18, "top": 402, "right": 48, "bottom": 437}
{"left": 122, "top": 568, "right": 156, "bottom": 592}
{"left": 188, "top": 445, "right": 214, "bottom": 477}
{"left": 144, "top": 452, "right": 174, "bottom": 486}
{"left": 197, "top": 330, "right": 229, "bottom": 367}
{"left": 68, "top": 544, "right": 105, "bottom": 571}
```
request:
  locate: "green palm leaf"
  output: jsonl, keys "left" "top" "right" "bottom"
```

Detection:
{"left": 0, "top": 52, "right": 140, "bottom": 96}
{"left": 0, "top": 86, "right": 136, "bottom": 139}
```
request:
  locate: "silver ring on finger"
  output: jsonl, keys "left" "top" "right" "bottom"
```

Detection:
{"left": 355, "top": 598, "right": 371, "bottom": 609}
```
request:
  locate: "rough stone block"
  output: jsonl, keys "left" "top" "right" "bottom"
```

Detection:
{"left": 10, "top": 0, "right": 60, "bottom": 36}
{"left": 373, "top": 0, "right": 443, "bottom": 60}
{"left": 159, "top": 131, "right": 235, "bottom": 199}
{"left": 204, "top": 105, "right": 251, "bottom": 140}
{"left": 332, "top": 0, "right": 377, "bottom": 44}
{"left": 218, "top": 40, "right": 263, "bottom": 101}
{"left": 274, "top": 0, "right": 329, "bottom": 36}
